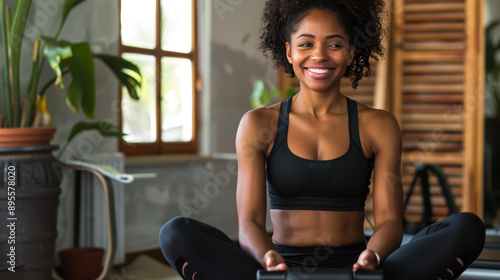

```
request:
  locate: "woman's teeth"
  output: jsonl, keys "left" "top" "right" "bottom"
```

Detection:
{"left": 307, "top": 68, "right": 332, "bottom": 74}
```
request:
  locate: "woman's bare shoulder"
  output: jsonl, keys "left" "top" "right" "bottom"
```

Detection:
{"left": 357, "top": 103, "right": 400, "bottom": 130}
{"left": 239, "top": 102, "right": 281, "bottom": 131}
{"left": 357, "top": 103, "right": 402, "bottom": 156}
{"left": 236, "top": 102, "right": 282, "bottom": 152}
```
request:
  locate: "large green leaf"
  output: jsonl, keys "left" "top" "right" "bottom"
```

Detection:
{"left": 58, "top": 120, "right": 126, "bottom": 158}
{"left": 23, "top": 40, "right": 41, "bottom": 127}
{"left": 241, "top": 31, "right": 251, "bottom": 45}
{"left": 285, "top": 88, "right": 298, "bottom": 99}
{"left": 66, "top": 42, "right": 95, "bottom": 118}
{"left": 40, "top": 38, "right": 95, "bottom": 117}
{"left": 1, "top": 0, "right": 13, "bottom": 127}
{"left": 94, "top": 54, "right": 142, "bottom": 100}
{"left": 249, "top": 79, "right": 292, "bottom": 108}
{"left": 250, "top": 79, "right": 265, "bottom": 108}
{"left": 67, "top": 121, "right": 125, "bottom": 143}
{"left": 270, "top": 85, "right": 282, "bottom": 101}
{"left": 10, "top": 0, "right": 31, "bottom": 53}
{"left": 65, "top": 80, "right": 82, "bottom": 114}
{"left": 114, "top": 70, "right": 142, "bottom": 100}
{"left": 40, "top": 36, "right": 72, "bottom": 89}
{"left": 9, "top": 0, "right": 32, "bottom": 126}
{"left": 59, "top": 0, "right": 87, "bottom": 35}
{"left": 38, "top": 69, "right": 70, "bottom": 97}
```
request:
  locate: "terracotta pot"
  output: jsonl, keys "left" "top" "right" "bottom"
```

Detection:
{"left": 0, "top": 127, "right": 56, "bottom": 147}
{"left": 59, "top": 248, "right": 104, "bottom": 280}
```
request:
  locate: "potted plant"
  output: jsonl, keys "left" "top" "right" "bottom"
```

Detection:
{"left": 250, "top": 78, "right": 297, "bottom": 109}
{"left": 0, "top": 0, "right": 141, "bottom": 278}
{"left": 241, "top": 32, "right": 296, "bottom": 108}
{"left": 0, "top": 0, "right": 141, "bottom": 140}
{"left": 484, "top": 19, "right": 500, "bottom": 224}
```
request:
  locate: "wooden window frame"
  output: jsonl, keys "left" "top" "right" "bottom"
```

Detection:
{"left": 118, "top": 0, "right": 199, "bottom": 156}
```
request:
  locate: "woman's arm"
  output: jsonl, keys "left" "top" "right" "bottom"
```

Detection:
{"left": 235, "top": 108, "right": 287, "bottom": 271}
{"left": 354, "top": 109, "right": 404, "bottom": 271}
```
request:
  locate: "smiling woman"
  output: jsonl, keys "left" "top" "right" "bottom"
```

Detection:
{"left": 259, "top": 0, "right": 385, "bottom": 89}
{"left": 284, "top": 9, "right": 354, "bottom": 94}
{"left": 158, "top": 1, "right": 485, "bottom": 280}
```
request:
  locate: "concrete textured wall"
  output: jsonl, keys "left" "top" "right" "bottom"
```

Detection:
{"left": 124, "top": 158, "right": 241, "bottom": 252}
{"left": 209, "top": 0, "right": 275, "bottom": 153}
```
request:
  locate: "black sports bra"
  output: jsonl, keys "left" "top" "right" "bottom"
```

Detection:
{"left": 266, "top": 97, "right": 373, "bottom": 211}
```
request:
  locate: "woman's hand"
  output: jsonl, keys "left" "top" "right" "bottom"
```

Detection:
{"left": 353, "top": 249, "right": 379, "bottom": 271}
{"left": 263, "top": 250, "right": 288, "bottom": 271}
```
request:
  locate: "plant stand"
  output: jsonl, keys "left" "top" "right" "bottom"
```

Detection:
{"left": 0, "top": 144, "right": 62, "bottom": 280}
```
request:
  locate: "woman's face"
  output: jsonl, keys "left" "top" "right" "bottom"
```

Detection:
{"left": 286, "top": 9, "right": 354, "bottom": 94}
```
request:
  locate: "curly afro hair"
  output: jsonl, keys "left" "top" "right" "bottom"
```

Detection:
{"left": 259, "top": 0, "right": 386, "bottom": 89}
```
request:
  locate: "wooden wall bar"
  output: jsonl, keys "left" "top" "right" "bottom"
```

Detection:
{"left": 392, "top": 0, "right": 484, "bottom": 221}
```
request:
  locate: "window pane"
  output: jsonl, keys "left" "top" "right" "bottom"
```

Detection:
{"left": 122, "top": 53, "right": 157, "bottom": 143}
{"left": 161, "top": 58, "right": 193, "bottom": 142}
{"left": 121, "top": 0, "right": 156, "bottom": 49}
{"left": 161, "top": 0, "right": 192, "bottom": 53}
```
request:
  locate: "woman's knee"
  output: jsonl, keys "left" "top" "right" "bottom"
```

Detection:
{"left": 159, "top": 216, "right": 197, "bottom": 249}
{"left": 443, "top": 212, "right": 486, "bottom": 261}
{"left": 162, "top": 216, "right": 196, "bottom": 233}
{"left": 451, "top": 212, "right": 485, "bottom": 238}
{"left": 456, "top": 212, "right": 486, "bottom": 250}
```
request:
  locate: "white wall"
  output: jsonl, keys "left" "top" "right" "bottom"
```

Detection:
{"left": 124, "top": 157, "right": 242, "bottom": 252}
{"left": 208, "top": 0, "right": 275, "bottom": 153}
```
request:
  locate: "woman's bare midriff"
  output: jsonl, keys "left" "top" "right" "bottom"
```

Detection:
{"left": 270, "top": 209, "right": 366, "bottom": 247}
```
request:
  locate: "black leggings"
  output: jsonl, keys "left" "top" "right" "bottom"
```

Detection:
{"left": 159, "top": 212, "right": 485, "bottom": 280}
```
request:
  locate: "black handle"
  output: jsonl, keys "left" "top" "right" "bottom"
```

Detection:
{"left": 256, "top": 269, "right": 384, "bottom": 280}
{"left": 356, "top": 270, "right": 385, "bottom": 280}
{"left": 256, "top": 270, "right": 287, "bottom": 280}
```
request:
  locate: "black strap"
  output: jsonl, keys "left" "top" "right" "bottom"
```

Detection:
{"left": 403, "top": 164, "right": 458, "bottom": 232}
{"left": 403, "top": 165, "right": 435, "bottom": 232}
{"left": 424, "top": 164, "right": 458, "bottom": 215}
{"left": 346, "top": 97, "right": 363, "bottom": 152}
{"left": 274, "top": 97, "right": 291, "bottom": 145}
{"left": 420, "top": 166, "right": 435, "bottom": 226}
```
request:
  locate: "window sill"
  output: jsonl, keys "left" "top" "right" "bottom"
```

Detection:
{"left": 125, "top": 153, "right": 237, "bottom": 167}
